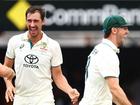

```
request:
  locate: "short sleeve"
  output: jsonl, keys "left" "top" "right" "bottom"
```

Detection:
{"left": 97, "top": 53, "right": 120, "bottom": 78}
{"left": 51, "top": 41, "right": 63, "bottom": 67}
{"left": 6, "top": 37, "right": 15, "bottom": 59}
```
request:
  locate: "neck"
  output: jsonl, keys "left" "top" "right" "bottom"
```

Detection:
{"left": 106, "top": 34, "right": 118, "bottom": 47}
{"left": 28, "top": 33, "right": 43, "bottom": 45}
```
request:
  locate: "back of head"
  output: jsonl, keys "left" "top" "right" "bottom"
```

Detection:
{"left": 103, "top": 15, "right": 129, "bottom": 38}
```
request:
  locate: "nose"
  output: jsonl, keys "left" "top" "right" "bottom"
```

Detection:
{"left": 30, "top": 21, "right": 35, "bottom": 27}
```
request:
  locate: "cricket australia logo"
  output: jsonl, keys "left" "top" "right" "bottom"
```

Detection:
{"left": 23, "top": 54, "right": 39, "bottom": 69}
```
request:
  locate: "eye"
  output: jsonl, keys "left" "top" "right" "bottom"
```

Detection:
{"left": 27, "top": 19, "right": 32, "bottom": 23}
{"left": 34, "top": 20, "right": 39, "bottom": 23}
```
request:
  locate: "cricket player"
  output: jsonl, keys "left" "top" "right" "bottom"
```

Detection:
{"left": 79, "top": 15, "right": 132, "bottom": 105}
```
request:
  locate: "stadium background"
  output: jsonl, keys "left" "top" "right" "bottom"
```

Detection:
{"left": 0, "top": 0, "right": 140, "bottom": 105}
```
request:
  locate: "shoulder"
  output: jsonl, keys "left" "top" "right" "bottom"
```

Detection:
{"left": 9, "top": 32, "right": 25, "bottom": 42}
{"left": 47, "top": 36, "right": 60, "bottom": 47}
{"left": 95, "top": 42, "right": 116, "bottom": 59}
{"left": 97, "top": 42, "right": 113, "bottom": 52}
{"left": 42, "top": 32, "right": 60, "bottom": 46}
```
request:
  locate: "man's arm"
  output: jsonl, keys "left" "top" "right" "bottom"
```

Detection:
{"left": 52, "top": 66, "right": 80, "bottom": 104}
{"left": 4, "top": 57, "right": 15, "bottom": 103}
{"left": 0, "top": 63, "right": 15, "bottom": 80}
{"left": 106, "top": 77, "right": 132, "bottom": 105}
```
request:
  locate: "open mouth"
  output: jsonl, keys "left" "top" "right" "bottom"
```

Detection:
{"left": 29, "top": 27, "right": 37, "bottom": 34}
{"left": 124, "top": 34, "right": 128, "bottom": 38}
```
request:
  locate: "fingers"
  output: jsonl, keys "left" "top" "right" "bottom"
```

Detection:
{"left": 69, "top": 89, "right": 80, "bottom": 104}
{"left": 71, "top": 95, "right": 79, "bottom": 104}
{"left": 5, "top": 92, "right": 9, "bottom": 103}
{"left": 5, "top": 88, "right": 15, "bottom": 103}
{"left": 8, "top": 90, "right": 14, "bottom": 101}
{"left": 71, "top": 98, "right": 78, "bottom": 104}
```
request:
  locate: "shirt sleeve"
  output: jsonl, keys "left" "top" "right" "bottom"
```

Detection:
{"left": 97, "top": 53, "right": 120, "bottom": 78}
{"left": 6, "top": 37, "right": 15, "bottom": 59}
{"left": 51, "top": 41, "right": 63, "bottom": 67}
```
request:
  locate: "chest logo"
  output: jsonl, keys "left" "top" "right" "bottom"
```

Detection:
{"left": 24, "top": 54, "right": 39, "bottom": 64}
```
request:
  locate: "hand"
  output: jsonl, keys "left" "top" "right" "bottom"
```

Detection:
{"left": 68, "top": 88, "right": 80, "bottom": 104}
{"left": 5, "top": 80, "right": 15, "bottom": 103}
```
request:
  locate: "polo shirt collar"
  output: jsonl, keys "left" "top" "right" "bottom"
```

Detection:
{"left": 102, "top": 38, "right": 120, "bottom": 53}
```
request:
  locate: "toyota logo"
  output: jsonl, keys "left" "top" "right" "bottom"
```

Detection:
{"left": 24, "top": 54, "right": 39, "bottom": 64}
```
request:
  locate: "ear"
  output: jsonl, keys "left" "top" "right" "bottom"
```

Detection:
{"left": 111, "top": 27, "right": 117, "bottom": 34}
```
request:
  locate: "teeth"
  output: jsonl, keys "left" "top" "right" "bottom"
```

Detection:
{"left": 30, "top": 27, "right": 36, "bottom": 30}
{"left": 30, "top": 28, "right": 36, "bottom": 31}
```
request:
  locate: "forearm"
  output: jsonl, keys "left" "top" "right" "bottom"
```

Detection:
{"left": 0, "top": 64, "right": 15, "bottom": 79}
{"left": 52, "top": 66, "right": 80, "bottom": 104}
{"left": 52, "top": 66, "right": 73, "bottom": 94}
{"left": 54, "top": 74, "right": 72, "bottom": 94}
{"left": 111, "top": 86, "right": 132, "bottom": 105}
{"left": 106, "top": 77, "right": 132, "bottom": 105}
{"left": 4, "top": 67, "right": 15, "bottom": 80}
{"left": 0, "top": 63, "right": 6, "bottom": 76}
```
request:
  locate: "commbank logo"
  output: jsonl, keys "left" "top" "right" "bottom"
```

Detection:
{"left": 24, "top": 54, "right": 39, "bottom": 64}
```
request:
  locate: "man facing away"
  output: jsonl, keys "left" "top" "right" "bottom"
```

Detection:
{"left": 4, "top": 6, "right": 79, "bottom": 105}
{"left": 79, "top": 15, "right": 133, "bottom": 105}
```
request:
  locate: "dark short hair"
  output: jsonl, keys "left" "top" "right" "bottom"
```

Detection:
{"left": 104, "top": 30, "right": 111, "bottom": 38}
{"left": 25, "top": 6, "right": 45, "bottom": 21}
